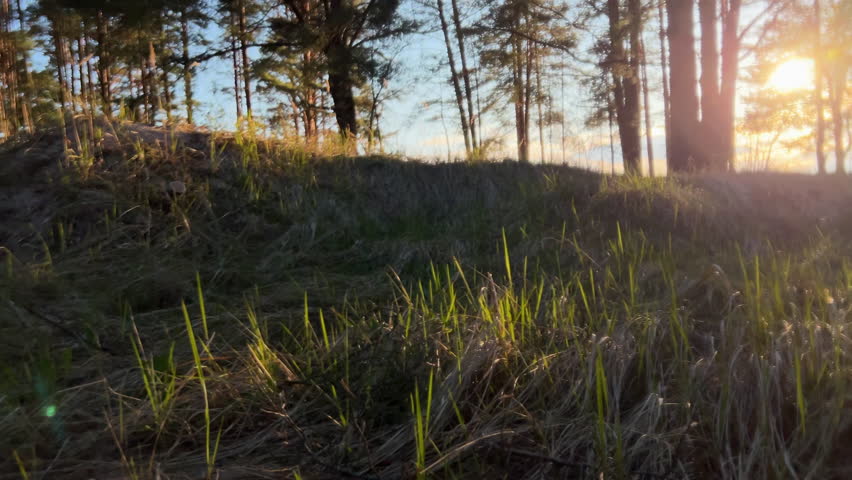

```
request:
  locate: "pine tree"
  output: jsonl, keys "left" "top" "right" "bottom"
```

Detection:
{"left": 475, "top": 0, "right": 573, "bottom": 162}
{"left": 269, "top": 0, "right": 415, "bottom": 141}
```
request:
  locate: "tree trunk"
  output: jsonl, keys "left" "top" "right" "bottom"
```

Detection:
{"left": 698, "top": 0, "right": 721, "bottom": 170}
{"left": 524, "top": 36, "right": 533, "bottom": 162}
{"left": 327, "top": 62, "right": 357, "bottom": 140}
{"left": 814, "top": 0, "right": 826, "bottom": 174}
{"left": 162, "top": 69, "right": 173, "bottom": 124}
{"left": 656, "top": 0, "right": 671, "bottom": 164}
{"left": 623, "top": 0, "right": 643, "bottom": 174}
{"left": 719, "top": 0, "right": 741, "bottom": 171}
{"left": 666, "top": 0, "right": 700, "bottom": 172}
{"left": 180, "top": 9, "right": 194, "bottom": 124}
{"left": 147, "top": 40, "right": 161, "bottom": 125}
{"left": 640, "top": 38, "right": 655, "bottom": 176}
{"left": 230, "top": 11, "right": 243, "bottom": 119}
{"left": 512, "top": 34, "right": 528, "bottom": 162}
{"left": 51, "top": 22, "right": 71, "bottom": 153}
{"left": 608, "top": 88, "right": 616, "bottom": 175}
{"left": 536, "top": 50, "right": 545, "bottom": 163}
{"left": 450, "top": 0, "right": 477, "bottom": 150}
{"left": 607, "top": 0, "right": 641, "bottom": 174}
{"left": 83, "top": 33, "right": 96, "bottom": 116}
{"left": 289, "top": 95, "right": 300, "bottom": 135}
{"left": 15, "top": 0, "right": 33, "bottom": 132}
{"left": 437, "top": 0, "right": 471, "bottom": 155}
{"left": 68, "top": 38, "right": 78, "bottom": 115}
{"left": 238, "top": 0, "right": 252, "bottom": 118}
{"left": 829, "top": 69, "right": 847, "bottom": 174}
{"left": 0, "top": 82, "right": 7, "bottom": 138}
{"left": 96, "top": 11, "right": 112, "bottom": 119}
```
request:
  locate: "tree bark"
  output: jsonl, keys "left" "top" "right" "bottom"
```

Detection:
{"left": 666, "top": 0, "right": 700, "bottom": 172}
{"left": 327, "top": 64, "right": 357, "bottom": 140}
{"left": 450, "top": 0, "right": 477, "bottom": 150}
{"left": 640, "top": 38, "right": 655, "bottom": 176}
{"left": 623, "top": 0, "right": 643, "bottom": 174}
{"left": 0, "top": 81, "right": 7, "bottom": 138}
{"left": 15, "top": 0, "right": 33, "bottom": 131}
{"left": 814, "top": 0, "right": 826, "bottom": 174}
{"left": 828, "top": 69, "right": 846, "bottom": 173}
{"left": 147, "top": 40, "right": 160, "bottom": 124}
{"left": 719, "top": 0, "right": 741, "bottom": 171}
{"left": 524, "top": 36, "right": 533, "bottom": 162}
{"left": 656, "top": 0, "right": 671, "bottom": 164}
{"left": 536, "top": 47, "right": 545, "bottom": 162}
{"left": 607, "top": 0, "right": 641, "bottom": 174}
{"left": 512, "top": 33, "right": 528, "bottom": 162}
{"left": 181, "top": 9, "right": 194, "bottom": 124}
{"left": 51, "top": 21, "right": 71, "bottom": 153}
{"left": 699, "top": 0, "right": 721, "bottom": 170}
{"left": 437, "top": 0, "right": 471, "bottom": 155}
{"left": 96, "top": 11, "right": 112, "bottom": 119}
{"left": 238, "top": 0, "right": 252, "bottom": 118}
{"left": 230, "top": 11, "right": 243, "bottom": 119}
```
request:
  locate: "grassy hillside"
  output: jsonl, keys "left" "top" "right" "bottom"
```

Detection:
{"left": 2, "top": 124, "right": 852, "bottom": 479}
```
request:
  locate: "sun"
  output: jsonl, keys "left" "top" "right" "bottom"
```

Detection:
{"left": 766, "top": 58, "right": 814, "bottom": 93}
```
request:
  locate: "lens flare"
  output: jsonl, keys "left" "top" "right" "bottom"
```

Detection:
{"left": 766, "top": 58, "right": 814, "bottom": 93}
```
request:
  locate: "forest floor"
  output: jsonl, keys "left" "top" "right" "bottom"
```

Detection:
{"left": 2, "top": 122, "right": 852, "bottom": 479}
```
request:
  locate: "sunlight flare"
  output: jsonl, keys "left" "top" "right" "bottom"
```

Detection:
{"left": 766, "top": 58, "right": 815, "bottom": 93}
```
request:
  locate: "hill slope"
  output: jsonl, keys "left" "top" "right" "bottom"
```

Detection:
{"left": 2, "top": 124, "right": 852, "bottom": 479}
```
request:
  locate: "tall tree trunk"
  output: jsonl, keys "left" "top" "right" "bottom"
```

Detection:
{"left": 2, "top": 0, "right": 20, "bottom": 133}
{"left": 437, "top": 0, "right": 471, "bottom": 155}
{"left": 147, "top": 40, "right": 161, "bottom": 125}
{"left": 140, "top": 56, "right": 151, "bottom": 122}
{"left": 83, "top": 32, "right": 96, "bottom": 115}
{"left": 829, "top": 68, "right": 847, "bottom": 174}
{"left": 512, "top": 34, "right": 528, "bottom": 162}
{"left": 0, "top": 83, "right": 7, "bottom": 138}
{"left": 161, "top": 69, "right": 173, "bottom": 124}
{"left": 68, "top": 38, "right": 78, "bottom": 115}
{"left": 814, "top": 0, "right": 826, "bottom": 175}
{"left": 16, "top": 0, "right": 34, "bottom": 132}
{"left": 327, "top": 56, "right": 357, "bottom": 140}
{"left": 607, "top": 0, "right": 641, "bottom": 174}
{"left": 666, "top": 0, "right": 700, "bottom": 172}
{"left": 96, "top": 11, "right": 112, "bottom": 119}
{"left": 640, "top": 38, "right": 655, "bottom": 176}
{"left": 608, "top": 88, "right": 616, "bottom": 175}
{"left": 303, "top": 57, "right": 318, "bottom": 141}
{"left": 238, "top": 0, "right": 252, "bottom": 118}
{"left": 699, "top": 0, "right": 721, "bottom": 170}
{"left": 623, "top": 0, "right": 643, "bottom": 174}
{"left": 536, "top": 49, "right": 545, "bottom": 163}
{"left": 656, "top": 0, "right": 671, "bottom": 164}
{"left": 289, "top": 95, "right": 300, "bottom": 135}
{"left": 180, "top": 9, "right": 194, "bottom": 124}
{"left": 450, "top": 0, "right": 477, "bottom": 150}
{"left": 814, "top": 0, "right": 826, "bottom": 174}
{"left": 51, "top": 23, "right": 71, "bottom": 153}
{"left": 230, "top": 11, "right": 243, "bottom": 119}
{"left": 719, "top": 0, "right": 741, "bottom": 171}
{"left": 76, "top": 37, "right": 89, "bottom": 115}
{"left": 524, "top": 36, "right": 533, "bottom": 162}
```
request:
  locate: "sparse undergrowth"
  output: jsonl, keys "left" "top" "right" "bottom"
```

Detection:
{"left": 2, "top": 125, "right": 852, "bottom": 479}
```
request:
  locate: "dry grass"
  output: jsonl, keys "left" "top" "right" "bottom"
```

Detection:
{"left": 1, "top": 124, "right": 852, "bottom": 479}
